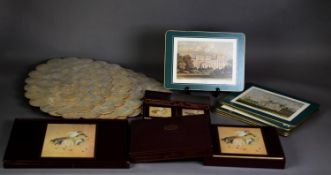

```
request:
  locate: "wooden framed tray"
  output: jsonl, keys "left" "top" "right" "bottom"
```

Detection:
{"left": 204, "top": 125, "right": 285, "bottom": 169}
{"left": 3, "top": 118, "right": 130, "bottom": 168}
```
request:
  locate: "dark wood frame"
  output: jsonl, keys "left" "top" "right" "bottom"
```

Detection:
{"left": 3, "top": 118, "right": 130, "bottom": 168}
{"left": 204, "top": 125, "right": 285, "bottom": 169}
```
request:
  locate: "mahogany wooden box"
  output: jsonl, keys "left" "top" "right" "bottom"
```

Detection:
{"left": 3, "top": 119, "right": 130, "bottom": 168}
{"left": 130, "top": 117, "right": 213, "bottom": 162}
{"left": 204, "top": 125, "right": 285, "bottom": 169}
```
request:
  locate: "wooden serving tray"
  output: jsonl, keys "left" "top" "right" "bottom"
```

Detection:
{"left": 3, "top": 118, "right": 130, "bottom": 168}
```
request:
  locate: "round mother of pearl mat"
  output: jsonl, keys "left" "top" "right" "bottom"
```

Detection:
{"left": 24, "top": 57, "right": 170, "bottom": 119}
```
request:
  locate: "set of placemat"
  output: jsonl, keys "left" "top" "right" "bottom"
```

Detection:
{"left": 215, "top": 83, "right": 319, "bottom": 136}
{"left": 2, "top": 31, "right": 319, "bottom": 169}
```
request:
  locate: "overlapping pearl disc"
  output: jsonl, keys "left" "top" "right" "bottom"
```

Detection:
{"left": 24, "top": 57, "right": 169, "bottom": 119}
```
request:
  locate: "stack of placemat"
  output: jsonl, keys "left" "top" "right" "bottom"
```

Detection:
{"left": 24, "top": 57, "right": 169, "bottom": 119}
{"left": 214, "top": 83, "right": 319, "bottom": 136}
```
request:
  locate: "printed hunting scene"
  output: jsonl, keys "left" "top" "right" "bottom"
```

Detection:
{"left": 218, "top": 127, "right": 267, "bottom": 155}
{"left": 41, "top": 124, "right": 96, "bottom": 158}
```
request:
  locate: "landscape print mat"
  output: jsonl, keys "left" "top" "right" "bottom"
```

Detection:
{"left": 232, "top": 86, "right": 310, "bottom": 121}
